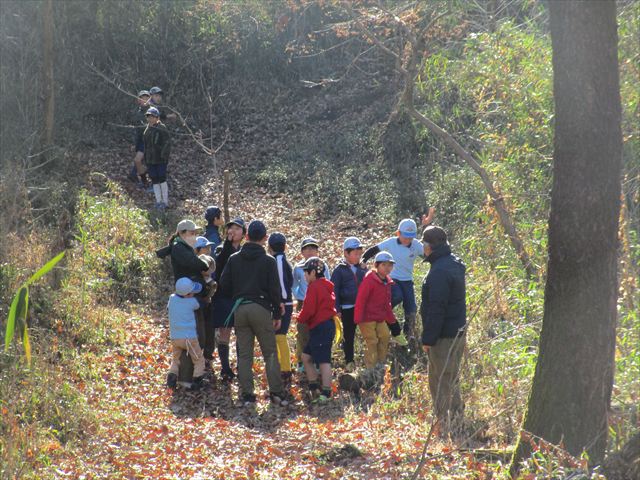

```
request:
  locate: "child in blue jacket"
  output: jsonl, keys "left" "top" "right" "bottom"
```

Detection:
{"left": 330, "top": 237, "right": 367, "bottom": 372}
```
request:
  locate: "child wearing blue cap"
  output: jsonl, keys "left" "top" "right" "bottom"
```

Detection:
{"left": 362, "top": 209, "right": 435, "bottom": 337}
{"left": 167, "top": 277, "right": 206, "bottom": 390}
{"left": 355, "top": 252, "right": 405, "bottom": 369}
{"left": 267, "top": 232, "right": 294, "bottom": 382}
{"left": 330, "top": 237, "right": 367, "bottom": 372}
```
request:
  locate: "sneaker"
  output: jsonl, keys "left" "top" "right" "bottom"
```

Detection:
{"left": 391, "top": 332, "right": 408, "bottom": 346}
{"left": 269, "top": 392, "right": 290, "bottom": 406}
{"left": 166, "top": 373, "right": 177, "bottom": 389}
{"left": 345, "top": 361, "right": 356, "bottom": 373}
{"left": 155, "top": 202, "right": 166, "bottom": 211}
{"left": 313, "top": 391, "right": 331, "bottom": 404}
{"left": 238, "top": 393, "right": 257, "bottom": 407}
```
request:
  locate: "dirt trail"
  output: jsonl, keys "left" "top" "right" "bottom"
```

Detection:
{"left": 44, "top": 143, "right": 445, "bottom": 479}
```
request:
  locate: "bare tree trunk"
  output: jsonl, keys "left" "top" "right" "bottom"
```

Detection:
{"left": 42, "top": 0, "right": 54, "bottom": 148}
{"left": 223, "top": 170, "right": 230, "bottom": 224}
{"left": 510, "top": 1, "right": 622, "bottom": 473}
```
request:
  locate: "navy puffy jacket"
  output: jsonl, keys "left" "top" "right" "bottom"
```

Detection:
{"left": 330, "top": 260, "right": 367, "bottom": 312}
{"left": 421, "top": 244, "right": 467, "bottom": 346}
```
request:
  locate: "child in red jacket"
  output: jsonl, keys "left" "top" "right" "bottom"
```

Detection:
{"left": 355, "top": 251, "right": 405, "bottom": 368}
{"left": 297, "top": 257, "right": 336, "bottom": 402}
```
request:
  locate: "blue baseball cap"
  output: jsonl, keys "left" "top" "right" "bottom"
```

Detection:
{"left": 175, "top": 277, "right": 202, "bottom": 296}
{"left": 374, "top": 251, "right": 395, "bottom": 263}
{"left": 268, "top": 232, "right": 286, "bottom": 249}
{"left": 247, "top": 219, "right": 267, "bottom": 239}
{"left": 226, "top": 217, "right": 246, "bottom": 231}
{"left": 204, "top": 206, "right": 221, "bottom": 221}
{"left": 343, "top": 237, "right": 363, "bottom": 250}
{"left": 398, "top": 218, "right": 418, "bottom": 238}
{"left": 300, "top": 238, "right": 319, "bottom": 250}
{"left": 194, "top": 236, "right": 214, "bottom": 249}
{"left": 145, "top": 106, "right": 160, "bottom": 117}
{"left": 149, "top": 86, "right": 163, "bottom": 95}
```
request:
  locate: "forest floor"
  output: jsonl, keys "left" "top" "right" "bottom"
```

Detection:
{"left": 42, "top": 139, "right": 498, "bottom": 479}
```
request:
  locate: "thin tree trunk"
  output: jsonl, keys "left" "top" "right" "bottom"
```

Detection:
{"left": 42, "top": 0, "right": 54, "bottom": 148}
{"left": 510, "top": 1, "right": 622, "bottom": 473}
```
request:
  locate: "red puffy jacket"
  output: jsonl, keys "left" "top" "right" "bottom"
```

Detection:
{"left": 354, "top": 271, "right": 397, "bottom": 325}
{"left": 297, "top": 277, "right": 337, "bottom": 330}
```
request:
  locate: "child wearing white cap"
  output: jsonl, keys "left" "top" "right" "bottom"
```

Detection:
{"left": 166, "top": 277, "right": 205, "bottom": 390}
{"left": 330, "top": 237, "right": 367, "bottom": 372}
{"left": 355, "top": 251, "right": 404, "bottom": 368}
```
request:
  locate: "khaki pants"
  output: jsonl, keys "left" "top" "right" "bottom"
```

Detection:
{"left": 428, "top": 335, "right": 465, "bottom": 424}
{"left": 358, "top": 321, "right": 391, "bottom": 369}
{"left": 234, "top": 302, "right": 283, "bottom": 396}
{"left": 169, "top": 338, "right": 205, "bottom": 378}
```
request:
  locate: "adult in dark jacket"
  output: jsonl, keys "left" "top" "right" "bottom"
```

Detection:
{"left": 219, "top": 220, "right": 288, "bottom": 406}
{"left": 420, "top": 226, "right": 466, "bottom": 431}
{"left": 209, "top": 217, "right": 245, "bottom": 380}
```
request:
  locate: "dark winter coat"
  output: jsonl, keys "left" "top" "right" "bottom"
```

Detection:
{"left": 219, "top": 242, "right": 282, "bottom": 319}
{"left": 420, "top": 244, "right": 467, "bottom": 346}
{"left": 169, "top": 236, "right": 208, "bottom": 282}
{"left": 143, "top": 122, "right": 171, "bottom": 165}
{"left": 330, "top": 260, "right": 367, "bottom": 312}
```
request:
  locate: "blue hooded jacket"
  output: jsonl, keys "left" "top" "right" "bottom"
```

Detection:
{"left": 421, "top": 244, "right": 467, "bottom": 346}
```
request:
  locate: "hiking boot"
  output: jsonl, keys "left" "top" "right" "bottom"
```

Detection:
{"left": 344, "top": 361, "right": 356, "bottom": 373}
{"left": 391, "top": 332, "right": 408, "bottom": 347}
{"left": 166, "top": 372, "right": 177, "bottom": 389}
{"left": 269, "top": 392, "right": 291, "bottom": 407}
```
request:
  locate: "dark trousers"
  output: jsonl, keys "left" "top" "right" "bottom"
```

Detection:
{"left": 340, "top": 307, "right": 356, "bottom": 364}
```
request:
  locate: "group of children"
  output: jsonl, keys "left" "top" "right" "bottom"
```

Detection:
{"left": 127, "top": 87, "right": 177, "bottom": 211}
{"left": 166, "top": 205, "right": 436, "bottom": 405}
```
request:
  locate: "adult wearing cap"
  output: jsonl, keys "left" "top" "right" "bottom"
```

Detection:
{"left": 330, "top": 237, "right": 367, "bottom": 371}
{"left": 209, "top": 217, "right": 245, "bottom": 380}
{"left": 219, "top": 220, "right": 289, "bottom": 406}
{"left": 148, "top": 86, "right": 176, "bottom": 122}
{"left": 157, "top": 220, "right": 210, "bottom": 372}
{"left": 157, "top": 219, "right": 209, "bottom": 289}
{"left": 143, "top": 106, "right": 171, "bottom": 210}
{"left": 420, "top": 226, "right": 466, "bottom": 431}
{"left": 362, "top": 209, "right": 435, "bottom": 338}
{"left": 127, "top": 90, "right": 151, "bottom": 187}
{"left": 292, "top": 238, "right": 331, "bottom": 371}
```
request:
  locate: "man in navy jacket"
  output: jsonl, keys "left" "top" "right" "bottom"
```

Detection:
{"left": 420, "top": 226, "right": 466, "bottom": 431}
